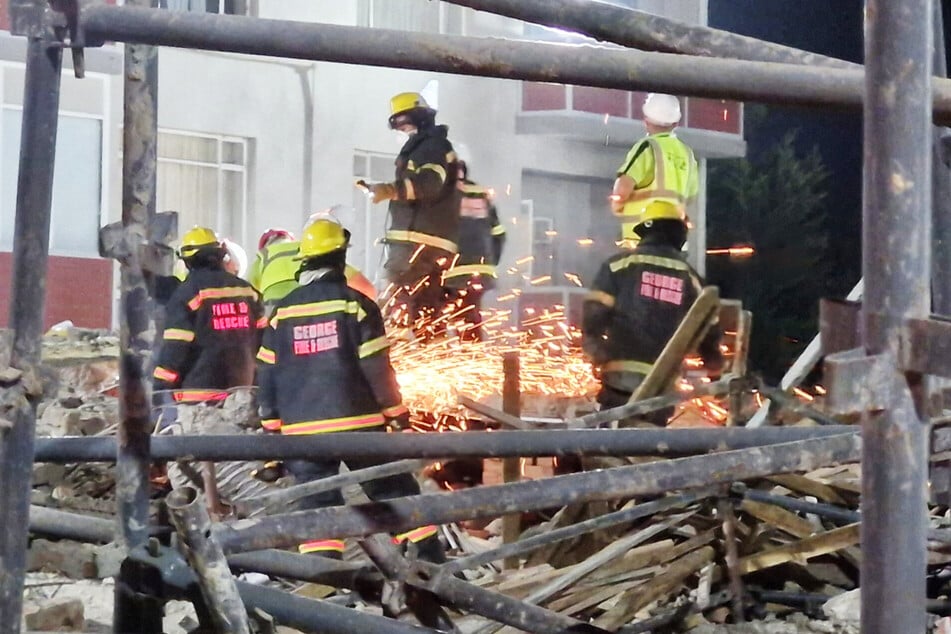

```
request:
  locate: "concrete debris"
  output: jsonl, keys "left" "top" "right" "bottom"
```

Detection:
{"left": 822, "top": 588, "right": 860, "bottom": 624}
{"left": 27, "top": 539, "right": 98, "bottom": 579}
{"left": 22, "top": 597, "right": 84, "bottom": 632}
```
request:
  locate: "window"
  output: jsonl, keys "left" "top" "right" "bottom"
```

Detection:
{"left": 357, "top": 0, "right": 466, "bottom": 35}
{"left": 156, "top": 130, "right": 249, "bottom": 247}
{"left": 348, "top": 151, "right": 396, "bottom": 282}
{"left": 159, "top": 0, "right": 249, "bottom": 16}
{"left": 0, "top": 109, "right": 103, "bottom": 257}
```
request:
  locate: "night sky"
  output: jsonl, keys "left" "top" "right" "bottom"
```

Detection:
{"left": 708, "top": 0, "right": 866, "bottom": 295}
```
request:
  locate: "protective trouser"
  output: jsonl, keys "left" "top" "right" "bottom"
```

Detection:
{"left": 383, "top": 242, "right": 454, "bottom": 336}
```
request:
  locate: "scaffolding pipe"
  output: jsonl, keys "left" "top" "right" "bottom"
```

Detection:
{"left": 0, "top": 35, "right": 62, "bottom": 633}
{"left": 167, "top": 487, "right": 250, "bottom": 634}
{"left": 32, "top": 427, "right": 857, "bottom": 463}
{"left": 76, "top": 5, "right": 951, "bottom": 124}
{"left": 215, "top": 434, "right": 860, "bottom": 554}
{"left": 861, "top": 0, "right": 932, "bottom": 631}
{"left": 440, "top": 0, "right": 858, "bottom": 70}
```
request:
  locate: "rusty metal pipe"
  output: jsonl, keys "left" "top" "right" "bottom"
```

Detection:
{"left": 167, "top": 486, "right": 251, "bottom": 634}
{"left": 215, "top": 434, "right": 860, "bottom": 554}
{"left": 441, "top": 0, "right": 858, "bottom": 70}
{"left": 32, "top": 427, "right": 858, "bottom": 463}
{"left": 76, "top": 5, "right": 951, "bottom": 124}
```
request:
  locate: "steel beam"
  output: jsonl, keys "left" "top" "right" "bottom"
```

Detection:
{"left": 933, "top": 0, "right": 951, "bottom": 315}
{"left": 76, "top": 5, "right": 951, "bottom": 124}
{"left": 861, "top": 0, "right": 932, "bottom": 630}
{"left": 0, "top": 34, "right": 62, "bottom": 633}
{"left": 214, "top": 434, "right": 860, "bottom": 554}
{"left": 32, "top": 427, "right": 857, "bottom": 463}
{"left": 440, "top": 0, "right": 857, "bottom": 70}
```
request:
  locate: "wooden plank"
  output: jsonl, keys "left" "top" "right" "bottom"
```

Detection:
{"left": 737, "top": 523, "right": 860, "bottom": 575}
{"left": 766, "top": 474, "right": 848, "bottom": 505}
{"left": 593, "top": 546, "right": 716, "bottom": 629}
{"left": 740, "top": 499, "right": 816, "bottom": 539}
{"left": 547, "top": 578, "right": 646, "bottom": 615}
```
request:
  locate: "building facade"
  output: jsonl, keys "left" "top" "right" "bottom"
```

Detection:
{"left": 0, "top": 0, "right": 744, "bottom": 329}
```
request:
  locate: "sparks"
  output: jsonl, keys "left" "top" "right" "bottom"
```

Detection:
{"left": 529, "top": 275, "right": 551, "bottom": 285}
{"left": 706, "top": 246, "right": 755, "bottom": 257}
{"left": 577, "top": 238, "right": 594, "bottom": 246}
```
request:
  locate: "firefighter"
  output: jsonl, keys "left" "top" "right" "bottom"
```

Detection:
{"left": 443, "top": 161, "right": 506, "bottom": 340}
{"left": 612, "top": 93, "right": 698, "bottom": 246}
{"left": 582, "top": 212, "right": 721, "bottom": 425}
{"left": 152, "top": 225, "right": 265, "bottom": 405}
{"left": 249, "top": 224, "right": 376, "bottom": 313}
{"left": 256, "top": 219, "right": 445, "bottom": 562}
{"left": 359, "top": 92, "right": 461, "bottom": 336}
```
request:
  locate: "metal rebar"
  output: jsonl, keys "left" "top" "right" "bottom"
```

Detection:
{"left": 214, "top": 434, "right": 860, "bottom": 554}
{"left": 76, "top": 5, "right": 951, "bottom": 124}
{"left": 862, "top": 0, "right": 932, "bottom": 631}
{"left": 32, "top": 427, "right": 858, "bottom": 463}
{"left": 441, "top": 490, "right": 711, "bottom": 575}
{"left": 0, "top": 34, "right": 62, "bottom": 632}
{"left": 167, "top": 487, "right": 251, "bottom": 634}
{"left": 441, "top": 0, "right": 858, "bottom": 70}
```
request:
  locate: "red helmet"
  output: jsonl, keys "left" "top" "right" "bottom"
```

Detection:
{"left": 258, "top": 228, "right": 295, "bottom": 251}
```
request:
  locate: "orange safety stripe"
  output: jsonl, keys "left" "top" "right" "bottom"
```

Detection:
{"left": 299, "top": 539, "right": 345, "bottom": 554}
{"left": 152, "top": 366, "right": 179, "bottom": 383}
{"left": 393, "top": 525, "right": 439, "bottom": 544}
{"left": 255, "top": 316, "right": 269, "bottom": 329}
{"left": 172, "top": 390, "right": 229, "bottom": 403}
{"left": 187, "top": 286, "right": 259, "bottom": 311}
{"left": 261, "top": 418, "right": 283, "bottom": 431}
{"left": 281, "top": 413, "right": 385, "bottom": 435}
{"left": 358, "top": 336, "right": 390, "bottom": 359}
{"left": 163, "top": 328, "right": 195, "bottom": 342}
{"left": 382, "top": 404, "right": 409, "bottom": 418}
{"left": 256, "top": 347, "right": 277, "bottom": 364}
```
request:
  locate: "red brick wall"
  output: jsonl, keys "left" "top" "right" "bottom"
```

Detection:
{"left": 0, "top": 253, "right": 113, "bottom": 330}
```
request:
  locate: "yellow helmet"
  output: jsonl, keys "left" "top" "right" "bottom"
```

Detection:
{"left": 296, "top": 219, "right": 348, "bottom": 260}
{"left": 621, "top": 201, "right": 686, "bottom": 240}
{"left": 389, "top": 92, "right": 434, "bottom": 129}
{"left": 179, "top": 226, "right": 221, "bottom": 258}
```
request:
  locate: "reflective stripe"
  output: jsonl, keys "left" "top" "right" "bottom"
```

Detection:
{"left": 173, "top": 390, "right": 229, "bottom": 403}
{"left": 261, "top": 418, "right": 283, "bottom": 431}
{"left": 585, "top": 290, "right": 616, "bottom": 308}
{"left": 163, "top": 328, "right": 195, "bottom": 342}
{"left": 403, "top": 178, "right": 417, "bottom": 201}
{"left": 608, "top": 254, "right": 690, "bottom": 274}
{"left": 255, "top": 316, "right": 269, "bottom": 329}
{"left": 187, "top": 286, "right": 259, "bottom": 311}
{"left": 153, "top": 366, "right": 179, "bottom": 382}
{"left": 394, "top": 526, "right": 439, "bottom": 544}
{"left": 281, "top": 413, "right": 386, "bottom": 435}
{"left": 443, "top": 263, "right": 497, "bottom": 279}
{"left": 273, "top": 300, "right": 362, "bottom": 325}
{"left": 299, "top": 539, "right": 345, "bottom": 554}
{"left": 385, "top": 230, "right": 458, "bottom": 254}
{"left": 257, "top": 347, "right": 277, "bottom": 364}
{"left": 382, "top": 404, "right": 409, "bottom": 418}
{"left": 602, "top": 360, "right": 654, "bottom": 375}
{"left": 418, "top": 163, "right": 447, "bottom": 184}
{"left": 358, "top": 336, "right": 390, "bottom": 359}
{"left": 491, "top": 224, "right": 507, "bottom": 236}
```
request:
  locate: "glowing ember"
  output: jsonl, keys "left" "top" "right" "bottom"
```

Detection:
{"left": 706, "top": 246, "right": 755, "bottom": 257}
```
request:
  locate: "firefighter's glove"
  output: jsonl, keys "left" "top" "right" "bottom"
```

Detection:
{"left": 251, "top": 461, "right": 286, "bottom": 483}
{"left": 369, "top": 182, "right": 398, "bottom": 204}
{"left": 386, "top": 412, "right": 412, "bottom": 433}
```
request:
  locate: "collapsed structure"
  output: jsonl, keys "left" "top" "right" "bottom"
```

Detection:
{"left": 0, "top": 0, "right": 948, "bottom": 632}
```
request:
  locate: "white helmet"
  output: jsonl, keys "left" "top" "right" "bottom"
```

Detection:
{"left": 642, "top": 93, "right": 682, "bottom": 126}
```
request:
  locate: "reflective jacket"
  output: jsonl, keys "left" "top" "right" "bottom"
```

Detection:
{"left": 616, "top": 132, "right": 698, "bottom": 239}
{"left": 256, "top": 269, "right": 407, "bottom": 435}
{"left": 152, "top": 267, "right": 265, "bottom": 402}
{"left": 443, "top": 181, "right": 505, "bottom": 289}
{"left": 582, "top": 240, "right": 718, "bottom": 393}
{"left": 249, "top": 240, "right": 376, "bottom": 303}
{"left": 385, "top": 124, "right": 461, "bottom": 255}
